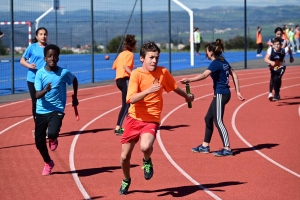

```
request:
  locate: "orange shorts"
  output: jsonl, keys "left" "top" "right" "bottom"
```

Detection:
{"left": 120, "top": 115, "right": 159, "bottom": 144}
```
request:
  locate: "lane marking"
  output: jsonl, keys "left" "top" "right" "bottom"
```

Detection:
{"left": 156, "top": 77, "right": 299, "bottom": 199}
{"left": 69, "top": 106, "right": 121, "bottom": 200}
{"left": 231, "top": 84, "right": 300, "bottom": 178}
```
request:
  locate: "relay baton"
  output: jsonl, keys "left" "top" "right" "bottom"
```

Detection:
{"left": 185, "top": 83, "right": 192, "bottom": 108}
{"left": 72, "top": 95, "right": 80, "bottom": 121}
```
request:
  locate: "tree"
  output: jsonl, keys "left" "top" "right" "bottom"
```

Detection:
{"left": 107, "top": 35, "right": 123, "bottom": 53}
{"left": 0, "top": 40, "right": 7, "bottom": 55}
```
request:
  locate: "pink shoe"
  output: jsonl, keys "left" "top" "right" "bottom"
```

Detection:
{"left": 42, "top": 160, "right": 54, "bottom": 176}
{"left": 49, "top": 139, "right": 58, "bottom": 151}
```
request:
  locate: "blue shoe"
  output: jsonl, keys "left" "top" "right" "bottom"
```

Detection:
{"left": 213, "top": 149, "right": 233, "bottom": 157}
{"left": 191, "top": 144, "right": 210, "bottom": 153}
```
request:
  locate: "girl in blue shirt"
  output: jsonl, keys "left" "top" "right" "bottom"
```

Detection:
{"left": 180, "top": 39, "right": 244, "bottom": 157}
{"left": 20, "top": 27, "right": 48, "bottom": 126}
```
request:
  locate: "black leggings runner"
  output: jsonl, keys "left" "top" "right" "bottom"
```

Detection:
{"left": 269, "top": 66, "right": 286, "bottom": 94}
{"left": 204, "top": 93, "right": 231, "bottom": 147}
{"left": 116, "top": 77, "right": 130, "bottom": 127}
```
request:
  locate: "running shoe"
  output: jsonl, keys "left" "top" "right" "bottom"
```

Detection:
{"left": 49, "top": 139, "right": 58, "bottom": 151}
{"left": 115, "top": 128, "right": 124, "bottom": 136}
{"left": 191, "top": 144, "right": 210, "bottom": 153}
{"left": 213, "top": 149, "right": 233, "bottom": 157}
{"left": 42, "top": 160, "right": 54, "bottom": 176}
{"left": 268, "top": 93, "right": 273, "bottom": 101}
{"left": 273, "top": 93, "right": 280, "bottom": 101}
{"left": 119, "top": 178, "right": 131, "bottom": 195}
{"left": 142, "top": 158, "right": 154, "bottom": 180}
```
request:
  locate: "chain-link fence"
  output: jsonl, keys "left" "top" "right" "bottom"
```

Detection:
{"left": 0, "top": 0, "right": 299, "bottom": 95}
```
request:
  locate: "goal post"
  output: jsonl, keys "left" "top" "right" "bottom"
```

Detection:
{"left": 172, "top": 0, "right": 194, "bottom": 66}
{"left": 0, "top": 21, "right": 32, "bottom": 46}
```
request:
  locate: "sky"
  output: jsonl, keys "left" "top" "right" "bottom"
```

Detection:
{"left": 1, "top": 0, "right": 299, "bottom": 12}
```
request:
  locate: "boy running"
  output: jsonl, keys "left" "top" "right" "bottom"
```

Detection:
{"left": 119, "top": 41, "right": 194, "bottom": 195}
{"left": 34, "top": 44, "right": 78, "bottom": 175}
{"left": 264, "top": 38, "right": 294, "bottom": 101}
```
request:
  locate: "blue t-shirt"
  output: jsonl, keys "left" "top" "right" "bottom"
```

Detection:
{"left": 22, "top": 43, "right": 46, "bottom": 82}
{"left": 35, "top": 66, "right": 75, "bottom": 114}
{"left": 207, "top": 59, "right": 231, "bottom": 94}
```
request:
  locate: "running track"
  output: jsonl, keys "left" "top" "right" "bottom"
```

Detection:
{"left": 0, "top": 66, "right": 299, "bottom": 199}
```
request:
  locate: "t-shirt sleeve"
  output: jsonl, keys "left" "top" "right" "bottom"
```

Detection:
{"left": 162, "top": 68, "right": 177, "bottom": 93}
{"left": 22, "top": 45, "right": 32, "bottom": 60}
{"left": 126, "top": 70, "right": 139, "bottom": 103}
{"left": 34, "top": 70, "right": 43, "bottom": 91}
{"left": 64, "top": 70, "right": 75, "bottom": 85}
{"left": 208, "top": 61, "right": 218, "bottom": 73}
{"left": 266, "top": 47, "right": 272, "bottom": 55}
{"left": 284, "top": 47, "right": 289, "bottom": 54}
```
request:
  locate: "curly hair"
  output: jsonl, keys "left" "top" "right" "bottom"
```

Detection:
{"left": 122, "top": 34, "right": 137, "bottom": 51}
{"left": 140, "top": 41, "right": 160, "bottom": 58}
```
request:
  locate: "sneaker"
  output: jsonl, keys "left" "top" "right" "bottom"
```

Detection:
{"left": 191, "top": 144, "right": 210, "bottom": 153}
{"left": 273, "top": 93, "right": 280, "bottom": 101}
{"left": 268, "top": 93, "right": 273, "bottom": 101}
{"left": 142, "top": 158, "right": 154, "bottom": 180}
{"left": 119, "top": 179, "right": 131, "bottom": 195}
{"left": 115, "top": 128, "right": 124, "bottom": 136}
{"left": 213, "top": 149, "right": 233, "bottom": 157}
{"left": 42, "top": 160, "right": 54, "bottom": 175}
{"left": 49, "top": 139, "right": 58, "bottom": 151}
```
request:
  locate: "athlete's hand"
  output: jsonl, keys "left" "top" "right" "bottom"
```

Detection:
{"left": 29, "top": 63, "right": 36, "bottom": 69}
{"left": 180, "top": 78, "right": 190, "bottom": 84}
{"left": 45, "top": 83, "right": 51, "bottom": 92}
{"left": 290, "top": 57, "right": 294, "bottom": 63}
{"left": 268, "top": 61, "right": 275, "bottom": 67}
{"left": 237, "top": 92, "right": 245, "bottom": 101}
{"left": 147, "top": 83, "right": 161, "bottom": 93}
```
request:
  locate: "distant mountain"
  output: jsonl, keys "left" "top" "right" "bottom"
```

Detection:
{"left": 0, "top": 5, "right": 299, "bottom": 47}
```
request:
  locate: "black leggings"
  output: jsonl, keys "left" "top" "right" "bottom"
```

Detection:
{"left": 27, "top": 81, "right": 37, "bottom": 123}
{"left": 269, "top": 66, "right": 286, "bottom": 94}
{"left": 35, "top": 111, "right": 65, "bottom": 163}
{"left": 204, "top": 93, "right": 231, "bottom": 147}
{"left": 195, "top": 43, "right": 200, "bottom": 53}
{"left": 257, "top": 43, "right": 263, "bottom": 54}
{"left": 116, "top": 77, "right": 130, "bottom": 127}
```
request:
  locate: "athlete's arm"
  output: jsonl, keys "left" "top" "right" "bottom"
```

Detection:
{"left": 229, "top": 68, "right": 244, "bottom": 101}
{"left": 180, "top": 69, "right": 211, "bottom": 83}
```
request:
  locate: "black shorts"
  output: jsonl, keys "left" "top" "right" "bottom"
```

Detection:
{"left": 35, "top": 111, "right": 65, "bottom": 140}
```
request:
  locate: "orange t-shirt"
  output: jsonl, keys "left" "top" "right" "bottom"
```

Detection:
{"left": 256, "top": 30, "right": 262, "bottom": 44}
{"left": 126, "top": 66, "right": 178, "bottom": 124}
{"left": 295, "top": 29, "right": 300, "bottom": 39}
{"left": 112, "top": 50, "right": 134, "bottom": 80}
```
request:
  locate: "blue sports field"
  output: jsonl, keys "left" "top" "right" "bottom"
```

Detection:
{"left": 0, "top": 51, "right": 297, "bottom": 95}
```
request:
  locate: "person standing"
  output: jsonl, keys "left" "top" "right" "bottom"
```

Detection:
{"left": 118, "top": 41, "right": 194, "bottom": 195}
{"left": 35, "top": 44, "right": 78, "bottom": 175}
{"left": 180, "top": 38, "right": 244, "bottom": 157}
{"left": 20, "top": 27, "right": 48, "bottom": 129}
{"left": 288, "top": 27, "right": 296, "bottom": 54}
{"left": 256, "top": 26, "right": 263, "bottom": 57}
{"left": 294, "top": 25, "right": 300, "bottom": 53}
{"left": 112, "top": 35, "right": 137, "bottom": 135}
{"left": 194, "top": 28, "right": 201, "bottom": 55}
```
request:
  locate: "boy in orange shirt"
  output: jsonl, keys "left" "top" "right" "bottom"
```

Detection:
{"left": 119, "top": 41, "right": 194, "bottom": 195}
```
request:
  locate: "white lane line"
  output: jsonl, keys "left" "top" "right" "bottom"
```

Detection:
{"left": 156, "top": 77, "right": 299, "bottom": 199}
{"left": 231, "top": 84, "right": 300, "bottom": 178}
{"left": 157, "top": 92, "right": 222, "bottom": 200}
{"left": 0, "top": 91, "right": 120, "bottom": 135}
{"left": 69, "top": 106, "right": 121, "bottom": 200}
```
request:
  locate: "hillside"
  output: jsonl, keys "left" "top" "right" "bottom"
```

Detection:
{"left": 0, "top": 5, "right": 299, "bottom": 47}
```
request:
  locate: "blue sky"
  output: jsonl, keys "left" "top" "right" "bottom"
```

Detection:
{"left": 1, "top": 0, "right": 299, "bottom": 12}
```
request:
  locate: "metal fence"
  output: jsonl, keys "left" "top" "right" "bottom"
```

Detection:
{"left": 0, "top": 0, "right": 299, "bottom": 95}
